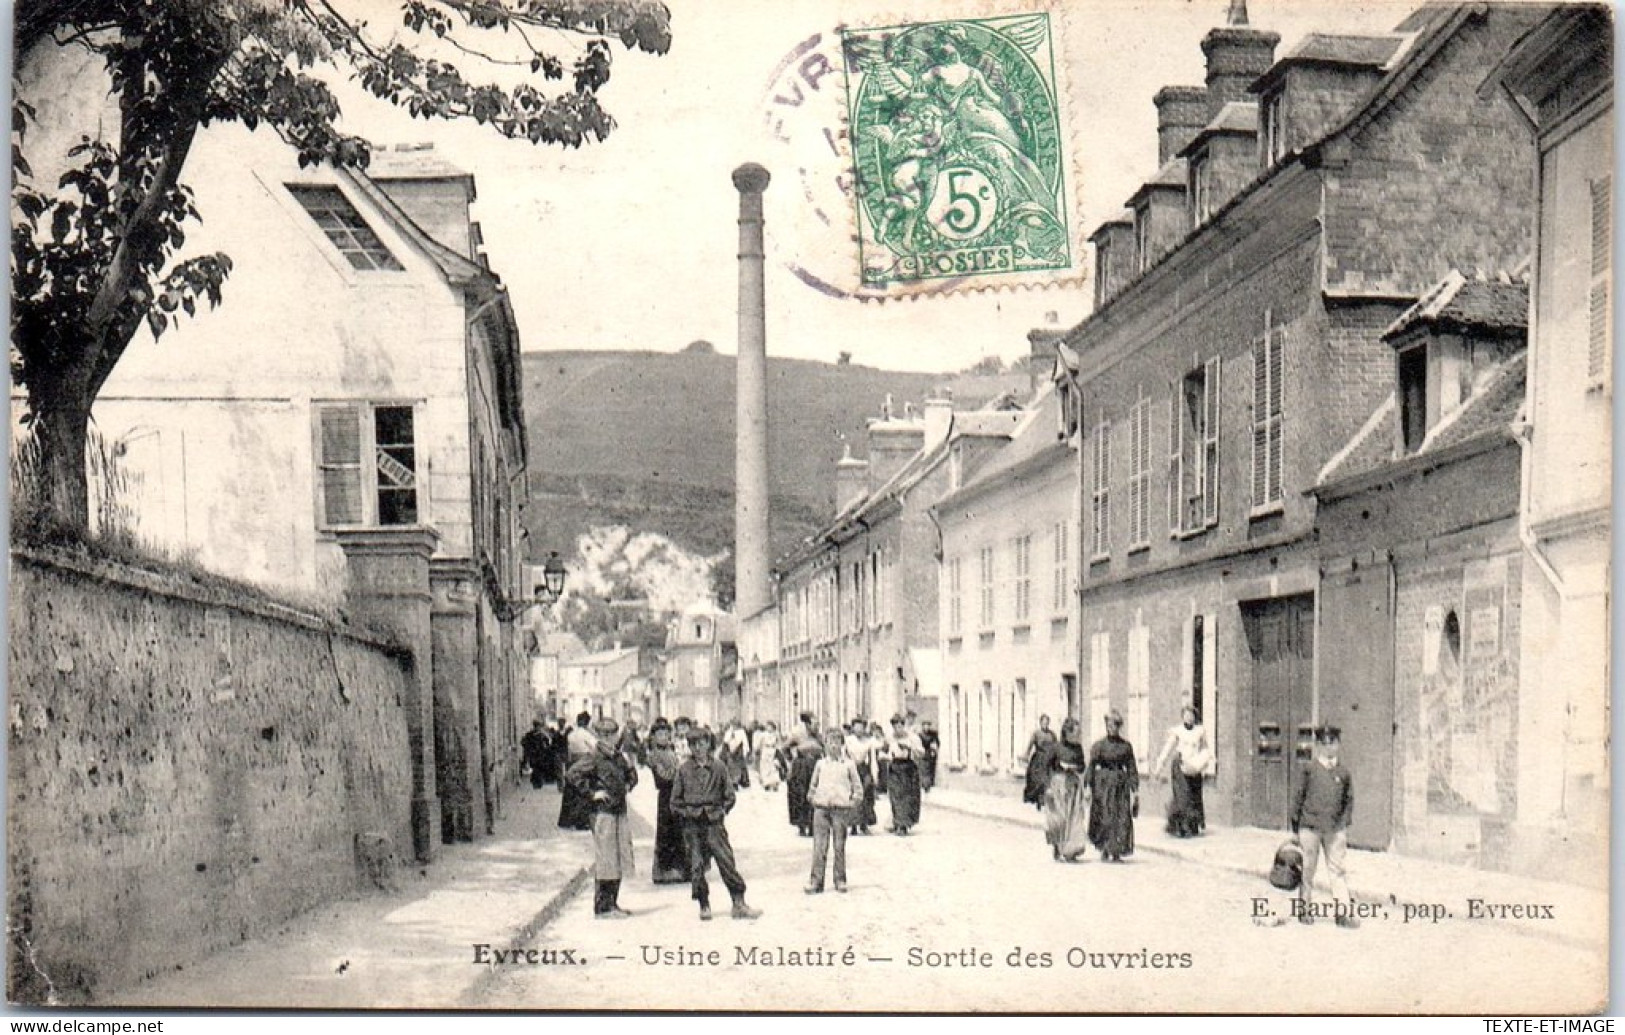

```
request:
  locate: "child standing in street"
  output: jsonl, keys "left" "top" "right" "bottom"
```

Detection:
{"left": 672, "top": 728, "right": 762, "bottom": 921}
{"left": 806, "top": 728, "right": 863, "bottom": 893}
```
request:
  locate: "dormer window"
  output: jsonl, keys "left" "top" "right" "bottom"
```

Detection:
{"left": 1190, "top": 153, "right": 1214, "bottom": 227}
{"left": 1398, "top": 343, "right": 1428, "bottom": 453}
{"left": 1093, "top": 241, "right": 1111, "bottom": 307}
{"left": 289, "top": 185, "right": 404, "bottom": 271}
{"left": 1260, "top": 90, "right": 1286, "bottom": 168}
{"left": 1134, "top": 208, "right": 1152, "bottom": 273}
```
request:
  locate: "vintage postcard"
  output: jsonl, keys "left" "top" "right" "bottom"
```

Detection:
{"left": 5, "top": 0, "right": 1614, "bottom": 1018}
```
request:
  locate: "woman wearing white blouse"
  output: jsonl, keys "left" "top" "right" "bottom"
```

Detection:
{"left": 1154, "top": 706, "right": 1213, "bottom": 838}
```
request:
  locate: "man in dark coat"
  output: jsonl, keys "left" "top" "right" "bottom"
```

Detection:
{"left": 567, "top": 718, "right": 639, "bottom": 918}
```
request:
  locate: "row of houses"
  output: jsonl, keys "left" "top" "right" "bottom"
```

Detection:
{"left": 528, "top": 602, "right": 735, "bottom": 726}
{"left": 740, "top": 2, "right": 1610, "bottom": 882}
{"left": 21, "top": 80, "right": 537, "bottom": 856}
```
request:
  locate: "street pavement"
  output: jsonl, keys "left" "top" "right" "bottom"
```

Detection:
{"left": 475, "top": 778, "right": 1606, "bottom": 1015}
{"left": 107, "top": 774, "right": 1608, "bottom": 1013}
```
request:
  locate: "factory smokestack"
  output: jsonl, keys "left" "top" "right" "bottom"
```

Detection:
{"left": 732, "top": 162, "right": 772, "bottom": 619}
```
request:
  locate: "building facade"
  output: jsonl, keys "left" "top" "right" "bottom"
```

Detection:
{"left": 559, "top": 647, "right": 640, "bottom": 721}
{"left": 1314, "top": 271, "right": 1532, "bottom": 869}
{"left": 1491, "top": 6, "right": 1613, "bottom": 882}
{"left": 82, "top": 125, "right": 531, "bottom": 849}
{"left": 934, "top": 385, "right": 1079, "bottom": 776}
{"left": 1063, "top": 2, "right": 1543, "bottom": 841}
{"left": 661, "top": 602, "right": 736, "bottom": 727}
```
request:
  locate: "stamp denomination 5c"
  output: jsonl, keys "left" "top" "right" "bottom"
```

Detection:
{"left": 841, "top": 13, "right": 1077, "bottom": 296}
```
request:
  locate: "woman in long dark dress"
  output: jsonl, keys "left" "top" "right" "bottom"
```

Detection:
{"left": 885, "top": 716, "right": 924, "bottom": 835}
{"left": 1087, "top": 709, "right": 1139, "bottom": 862}
{"left": 1045, "top": 719, "right": 1090, "bottom": 861}
{"left": 785, "top": 716, "right": 822, "bottom": 836}
{"left": 646, "top": 723, "right": 688, "bottom": 883}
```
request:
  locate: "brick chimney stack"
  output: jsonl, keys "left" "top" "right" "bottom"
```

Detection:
{"left": 1154, "top": 87, "right": 1211, "bottom": 165}
{"left": 1201, "top": 0, "right": 1279, "bottom": 117}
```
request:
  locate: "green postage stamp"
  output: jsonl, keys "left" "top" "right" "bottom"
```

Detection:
{"left": 841, "top": 13, "right": 1075, "bottom": 294}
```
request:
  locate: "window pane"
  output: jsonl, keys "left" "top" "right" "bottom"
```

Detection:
{"left": 323, "top": 467, "right": 363, "bottom": 525}
{"left": 378, "top": 488, "right": 418, "bottom": 525}
{"left": 288, "top": 185, "right": 405, "bottom": 271}
{"left": 375, "top": 405, "right": 415, "bottom": 446}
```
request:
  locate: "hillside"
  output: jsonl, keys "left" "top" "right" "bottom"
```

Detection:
{"left": 521, "top": 349, "right": 1029, "bottom": 562}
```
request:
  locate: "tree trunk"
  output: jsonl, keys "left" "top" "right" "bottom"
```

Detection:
{"left": 30, "top": 390, "right": 93, "bottom": 539}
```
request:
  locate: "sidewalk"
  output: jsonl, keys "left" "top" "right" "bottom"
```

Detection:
{"left": 924, "top": 780, "right": 1607, "bottom": 950}
{"left": 109, "top": 783, "right": 613, "bottom": 1009}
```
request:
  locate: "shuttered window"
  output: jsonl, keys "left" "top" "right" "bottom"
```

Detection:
{"left": 1051, "top": 521, "right": 1069, "bottom": 613}
{"left": 1171, "top": 357, "right": 1222, "bottom": 533}
{"left": 1128, "top": 395, "right": 1153, "bottom": 548}
{"left": 1012, "top": 534, "right": 1032, "bottom": 623}
{"left": 1251, "top": 310, "right": 1284, "bottom": 509}
{"left": 315, "top": 402, "right": 421, "bottom": 528}
{"left": 1589, "top": 175, "right": 1612, "bottom": 390}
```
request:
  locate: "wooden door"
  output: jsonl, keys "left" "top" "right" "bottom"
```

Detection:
{"left": 1319, "top": 560, "right": 1395, "bottom": 849}
{"left": 1243, "top": 594, "right": 1316, "bottom": 829}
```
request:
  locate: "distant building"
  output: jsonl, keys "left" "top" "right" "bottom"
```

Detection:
{"left": 529, "top": 630, "right": 586, "bottom": 718}
{"left": 774, "top": 396, "right": 1023, "bottom": 730}
{"left": 662, "top": 601, "right": 736, "bottom": 726}
{"left": 84, "top": 128, "right": 530, "bottom": 847}
{"left": 934, "top": 383, "right": 1079, "bottom": 776}
{"left": 738, "top": 600, "right": 782, "bottom": 726}
{"left": 560, "top": 646, "right": 640, "bottom": 721}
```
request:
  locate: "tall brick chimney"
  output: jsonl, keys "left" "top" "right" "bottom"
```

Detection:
{"left": 1154, "top": 86, "right": 1210, "bottom": 165}
{"left": 732, "top": 163, "right": 772, "bottom": 621}
{"left": 1200, "top": 0, "right": 1280, "bottom": 118}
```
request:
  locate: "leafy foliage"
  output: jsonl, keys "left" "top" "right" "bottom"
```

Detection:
{"left": 11, "top": 0, "right": 672, "bottom": 532}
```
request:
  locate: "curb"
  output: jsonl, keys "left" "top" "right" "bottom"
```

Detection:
{"left": 925, "top": 796, "right": 1597, "bottom": 952}
{"left": 458, "top": 864, "right": 592, "bottom": 1007}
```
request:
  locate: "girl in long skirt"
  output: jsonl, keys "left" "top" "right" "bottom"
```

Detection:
{"left": 787, "top": 741, "right": 821, "bottom": 836}
{"left": 1153, "top": 706, "right": 1213, "bottom": 838}
{"left": 646, "top": 723, "right": 689, "bottom": 883}
{"left": 1087, "top": 709, "right": 1139, "bottom": 862}
{"left": 754, "top": 722, "right": 782, "bottom": 791}
{"left": 1045, "top": 719, "right": 1090, "bottom": 862}
{"left": 885, "top": 716, "right": 924, "bottom": 835}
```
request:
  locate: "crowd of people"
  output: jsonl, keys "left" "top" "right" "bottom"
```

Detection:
{"left": 524, "top": 703, "right": 1357, "bottom": 930}
{"left": 519, "top": 709, "right": 942, "bottom": 919}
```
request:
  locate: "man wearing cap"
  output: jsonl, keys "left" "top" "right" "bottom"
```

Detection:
{"left": 567, "top": 717, "right": 639, "bottom": 918}
{"left": 1290, "top": 725, "right": 1358, "bottom": 928}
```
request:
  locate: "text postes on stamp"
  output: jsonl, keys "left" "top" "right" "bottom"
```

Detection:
{"left": 841, "top": 13, "right": 1076, "bottom": 296}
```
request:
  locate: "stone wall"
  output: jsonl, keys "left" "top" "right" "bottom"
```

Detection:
{"left": 7, "top": 547, "right": 414, "bottom": 1003}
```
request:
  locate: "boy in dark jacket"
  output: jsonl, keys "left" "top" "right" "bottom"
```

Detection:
{"left": 567, "top": 718, "right": 639, "bottom": 918}
{"left": 672, "top": 728, "right": 762, "bottom": 921}
{"left": 1290, "top": 725, "right": 1357, "bottom": 928}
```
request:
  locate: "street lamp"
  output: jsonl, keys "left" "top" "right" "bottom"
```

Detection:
{"left": 534, "top": 551, "right": 567, "bottom": 604}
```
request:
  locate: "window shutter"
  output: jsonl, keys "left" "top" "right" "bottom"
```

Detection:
{"left": 1251, "top": 337, "right": 1268, "bottom": 506}
{"left": 1128, "top": 402, "right": 1142, "bottom": 543}
{"left": 1201, "top": 612, "right": 1218, "bottom": 774}
{"left": 318, "top": 405, "right": 364, "bottom": 525}
{"left": 1167, "top": 392, "right": 1182, "bottom": 535}
{"left": 1203, "top": 355, "right": 1221, "bottom": 526}
{"left": 1589, "top": 175, "right": 1612, "bottom": 387}
{"left": 1267, "top": 321, "right": 1284, "bottom": 503}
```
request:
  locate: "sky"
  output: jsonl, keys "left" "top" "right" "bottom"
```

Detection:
{"left": 37, "top": 0, "right": 1424, "bottom": 374}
